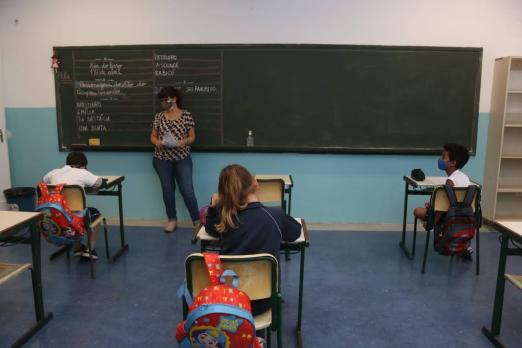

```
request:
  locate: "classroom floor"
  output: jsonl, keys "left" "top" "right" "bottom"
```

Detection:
{"left": 1, "top": 227, "right": 522, "bottom": 347}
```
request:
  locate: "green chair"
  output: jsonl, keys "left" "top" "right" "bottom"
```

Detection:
{"left": 184, "top": 253, "right": 282, "bottom": 348}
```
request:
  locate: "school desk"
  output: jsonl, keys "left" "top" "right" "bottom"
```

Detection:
{"left": 399, "top": 176, "right": 481, "bottom": 259}
{"left": 86, "top": 175, "right": 128, "bottom": 262}
{"left": 0, "top": 211, "right": 53, "bottom": 347}
{"left": 255, "top": 174, "right": 293, "bottom": 214}
{"left": 400, "top": 176, "right": 450, "bottom": 259}
{"left": 482, "top": 220, "right": 522, "bottom": 347}
{"left": 194, "top": 218, "right": 310, "bottom": 348}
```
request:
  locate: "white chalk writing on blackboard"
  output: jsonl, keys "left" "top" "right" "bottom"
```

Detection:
{"left": 89, "top": 60, "right": 123, "bottom": 76}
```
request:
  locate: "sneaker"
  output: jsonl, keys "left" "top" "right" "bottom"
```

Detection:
{"left": 164, "top": 220, "right": 177, "bottom": 233}
{"left": 81, "top": 248, "right": 98, "bottom": 260}
{"left": 461, "top": 246, "right": 473, "bottom": 261}
{"left": 73, "top": 244, "right": 87, "bottom": 256}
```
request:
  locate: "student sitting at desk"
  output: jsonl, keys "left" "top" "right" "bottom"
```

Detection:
{"left": 204, "top": 164, "right": 301, "bottom": 315}
{"left": 43, "top": 151, "right": 103, "bottom": 259}
{"left": 413, "top": 143, "right": 471, "bottom": 221}
{"left": 413, "top": 143, "right": 472, "bottom": 258}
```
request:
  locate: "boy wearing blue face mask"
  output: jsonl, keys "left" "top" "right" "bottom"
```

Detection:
{"left": 413, "top": 143, "right": 471, "bottom": 222}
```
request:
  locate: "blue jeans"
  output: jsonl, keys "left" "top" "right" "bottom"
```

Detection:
{"left": 153, "top": 155, "right": 199, "bottom": 223}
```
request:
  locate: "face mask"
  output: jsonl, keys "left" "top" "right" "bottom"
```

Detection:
{"left": 437, "top": 158, "right": 447, "bottom": 170}
{"left": 167, "top": 98, "right": 174, "bottom": 110}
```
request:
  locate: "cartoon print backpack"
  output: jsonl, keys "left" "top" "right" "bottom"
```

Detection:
{"left": 433, "top": 185, "right": 478, "bottom": 255}
{"left": 35, "top": 182, "right": 86, "bottom": 246}
{"left": 176, "top": 252, "right": 264, "bottom": 348}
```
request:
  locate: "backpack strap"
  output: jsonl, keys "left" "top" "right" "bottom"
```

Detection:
{"left": 444, "top": 185, "right": 458, "bottom": 207}
{"left": 38, "top": 181, "right": 49, "bottom": 198}
{"left": 203, "top": 252, "right": 223, "bottom": 285}
{"left": 219, "top": 269, "right": 240, "bottom": 289}
{"left": 52, "top": 183, "right": 65, "bottom": 195}
{"left": 462, "top": 185, "right": 477, "bottom": 207}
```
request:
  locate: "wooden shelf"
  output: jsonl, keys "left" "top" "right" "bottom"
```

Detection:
{"left": 497, "top": 185, "right": 522, "bottom": 193}
{"left": 496, "top": 212, "right": 522, "bottom": 220}
{"left": 484, "top": 57, "right": 522, "bottom": 221}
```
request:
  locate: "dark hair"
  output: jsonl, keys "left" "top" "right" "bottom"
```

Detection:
{"left": 443, "top": 143, "right": 469, "bottom": 169}
{"left": 66, "top": 151, "right": 88, "bottom": 168}
{"left": 157, "top": 86, "right": 183, "bottom": 108}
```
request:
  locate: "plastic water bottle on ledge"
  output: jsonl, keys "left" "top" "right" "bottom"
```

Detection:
{"left": 246, "top": 130, "right": 254, "bottom": 147}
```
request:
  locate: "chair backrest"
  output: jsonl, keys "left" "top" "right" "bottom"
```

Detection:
{"left": 37, "top": 184, "right": 86, "bottom": 211}
{"left": 431, "top": 185, "right": 480, "bottom": 212}
{"left": 256, "top": 179, "right": 285, "bottom": 207}
{"left": 185, "top": 253, "right": 278, "bottom": 301}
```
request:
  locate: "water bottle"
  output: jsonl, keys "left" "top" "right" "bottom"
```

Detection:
{"left": 246, "top": 130, "right": 254, "bottom": 147}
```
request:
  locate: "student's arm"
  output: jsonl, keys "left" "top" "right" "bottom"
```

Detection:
{"left": 434, "top": 211, "right": 445, "bottom": 225}
{"left": 91, "top": 177, "right": 103, "bottom": 190}
{"left": 445, "top": 179, "right": 455, "bottom": 187}
{"left": 204, "top": 206, "right": 221, "bottom": 238}
{"left": 281, "top": 213, "right": 302, "bottom": 242}
{"left": 42, "top": 172, "right": 51, "bottom": 184}
{"left": 80, "top": 170, "right": 103, "bottom": 191}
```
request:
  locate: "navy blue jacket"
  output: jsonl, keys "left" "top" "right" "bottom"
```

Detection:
{"left": 205, "top": 202, "right": 301, "bottom": 261}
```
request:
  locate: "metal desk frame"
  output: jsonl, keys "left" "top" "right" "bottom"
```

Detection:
{"left": 482, "top": 220, "right": 522, "bottom": 347}
{"left": 399, "top": 176, "right": 439, "bottom": 259}
{"left": 90, "top": 176, "right": 129, "bottom": 263}
{"left": 0, "top": 211, "right": 54, "bottom": 347}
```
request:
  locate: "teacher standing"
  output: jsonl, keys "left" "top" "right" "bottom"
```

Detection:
{"left": 150, "top": 86, "right": 200, "bottom": 233}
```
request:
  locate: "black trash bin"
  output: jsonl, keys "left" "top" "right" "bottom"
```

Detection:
{"left": 3, "top": 187, "right": 37, "bottom": 212}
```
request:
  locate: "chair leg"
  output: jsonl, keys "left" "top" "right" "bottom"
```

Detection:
{"left": 266, "top": 327, "right": 272, "bottom": 348}
{"left": 476, "top": 227, "right": 480, "bottom": 275}
{"left": 103, "top": 218, "right": 110, "bottom": 260}
{"left": 412, "top": 217, "right": 418, "bottom": 257}
{"left": 276, "top": 293, "right": 283, "bottom": 348}
{"left": 422, "top": 229, "right": 430, "bottom": 274}
{"left": 29, "top": 267, "right": 38, "bottom": 322}
{"left": 85, "top": 230, "right": 95, "bottom": 279}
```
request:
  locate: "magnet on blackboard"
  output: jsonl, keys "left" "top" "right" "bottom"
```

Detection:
{"left": 88, "top": 138, "right": 101, "bottom": 146}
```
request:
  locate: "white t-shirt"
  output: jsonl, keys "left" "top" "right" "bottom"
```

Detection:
{"left": 447, "top": 169, "right": 471, "bottom": 187}
{"left": 43, "top": 165, "right": 101, "bottom": 188}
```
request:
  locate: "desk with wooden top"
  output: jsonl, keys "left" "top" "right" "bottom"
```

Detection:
{"left": 194, "top": 218, "right": 309, "bottom": 348}
{"left": 87, "top": 175, "right": 128, "bottom": 262}
{"left": 0, "top": 211, "right": 53, "bottom": 347}
{"left": 482, "top": 220, "right": 522, "bottom": 347}
{"left": 255, "top": 174, "right": 294, "bottom": 214}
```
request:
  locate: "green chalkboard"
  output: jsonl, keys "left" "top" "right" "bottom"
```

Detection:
{"left": 53, "top": 44, "right": 482, "bottom": 154}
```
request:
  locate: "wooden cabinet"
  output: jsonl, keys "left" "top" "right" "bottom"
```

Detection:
{"left": 483, "top": 57, "right": 522, "bottom": 220}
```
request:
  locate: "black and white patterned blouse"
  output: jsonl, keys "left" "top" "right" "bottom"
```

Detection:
{"left": 152, "top": 110, "right": 195, "bottom": 161}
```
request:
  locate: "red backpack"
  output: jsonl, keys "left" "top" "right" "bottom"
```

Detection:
{"left": 176, "top": 252, "right": 263, "bottom": 348}
{"left": 36, "top": 182, "right": 85, "bottom": 246}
